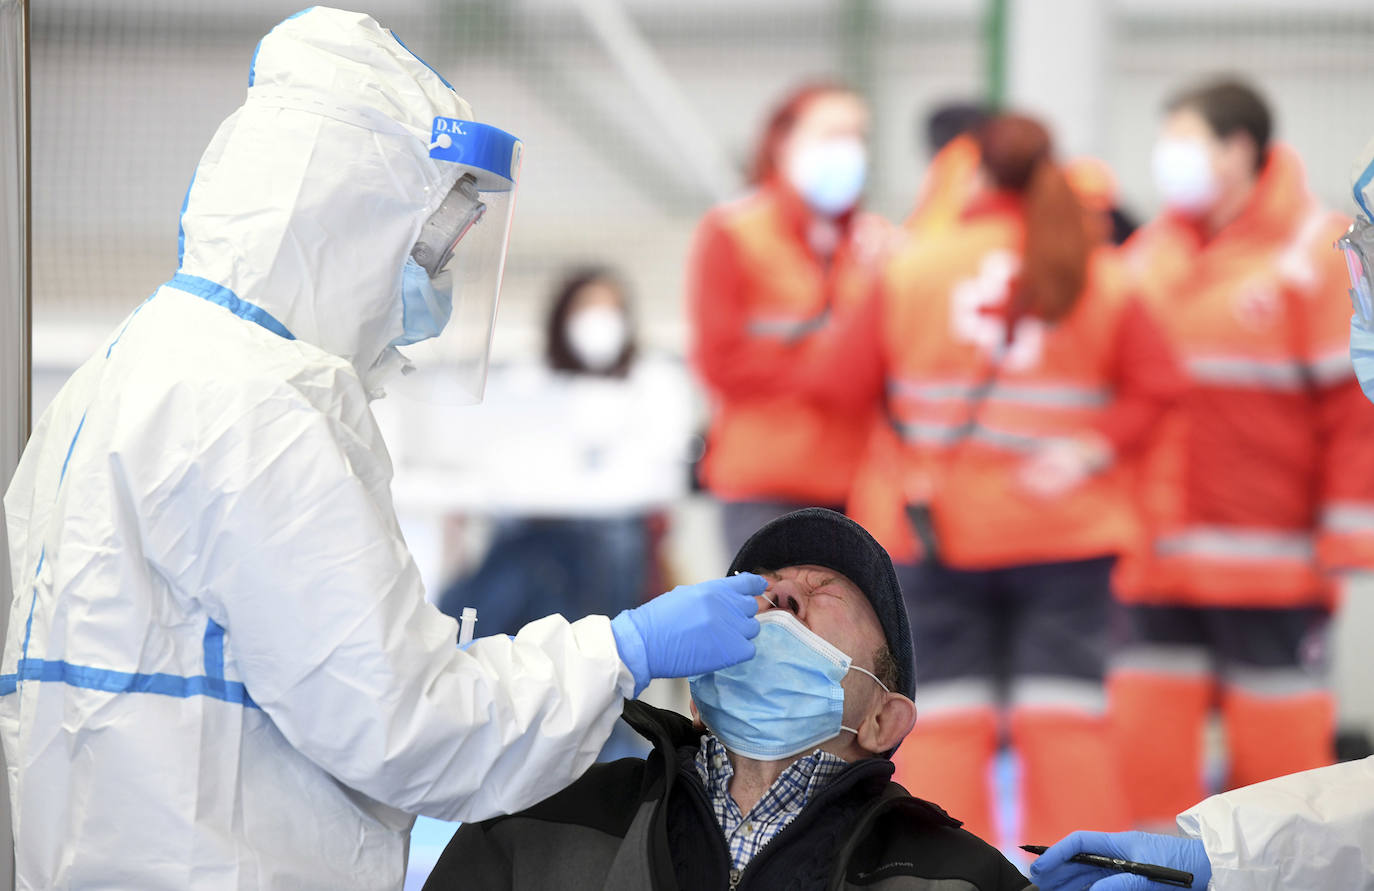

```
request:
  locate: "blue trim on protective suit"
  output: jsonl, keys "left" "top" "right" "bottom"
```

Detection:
{"left": 3, "top": 282, "right": 268, "bottom": 711}
{"left": 106, "top": 298, "right": 151, "bottom": 358}
{"left": 391, "top": 32, "right": 455, "bottom": 92}
{"left": 17, "top": 546, "right": 44, "bottom": 671}
{"left": 1356, "top": 155, "right": 1374, "bottom": 222}
{"left": 166, "top": 273, "right": 295, "bottom": 340}
{"left": 203, "top": 618, "right": 226, "bottom": 679}
{"left": 0, "top": 659, "right": 258, "bottom": 708}
{"left": 57, "top": 411, "right": 87, "bottom": 488}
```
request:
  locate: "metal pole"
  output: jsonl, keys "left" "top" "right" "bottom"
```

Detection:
{"left": 985, "top": 0, "right": 1008, "bottom": 111}
{"left": 0, "top": 0, "right": 28, "bottom": 884}
{"left": 0, "top": 4, "right": 30, "bottom": 451}
{"left": 839, "top": 0, "right": 882, "bottom": 213}
{"left": 839, "top": 0, "right": 876, "bottom": 96}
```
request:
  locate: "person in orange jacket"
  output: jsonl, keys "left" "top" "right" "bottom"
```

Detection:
{"left": 812, "top": 114, "right": 1184, "bottom": 847}
{"left": 687, "top": 82, "right": 894, "bottom": 553}
{"left": 845, "top": 105, "right": 988, "bottom": 565}
{"left": 1110, "top": 78, "right": 1374, "bottom": 829}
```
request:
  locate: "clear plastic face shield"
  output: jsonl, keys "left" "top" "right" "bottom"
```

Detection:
{"left": 393, "top": 117, "right": 522, "bottom": 404}
{"left": 1337, "top": 216, "right": 1374, "bottom": 328}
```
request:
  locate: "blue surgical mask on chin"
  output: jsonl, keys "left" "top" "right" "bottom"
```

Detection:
{"left": 392, "top": 257, "right": 454, "bottom": 347}
{"left": 689, "top": 610, "right": 889, "bottom": 761}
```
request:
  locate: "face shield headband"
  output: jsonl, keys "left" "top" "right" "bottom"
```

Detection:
{"left": 1337, "top": 216, "right": 1374, "bottom": 327}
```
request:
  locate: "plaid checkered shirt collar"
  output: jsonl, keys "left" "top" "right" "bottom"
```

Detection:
{"left": 692, "top": 732, "right": 849, "bottom": 871}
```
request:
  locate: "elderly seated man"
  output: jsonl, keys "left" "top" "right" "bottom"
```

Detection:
{"left": 424, "top": 508, "right": 1032, "bottom": 890}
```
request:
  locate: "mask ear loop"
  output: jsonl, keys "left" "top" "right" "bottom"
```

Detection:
{"left": 848, "top": 664, "right": 889, "bottom": 693}
{"left": 838, "top": 665, "right": 893, "bottom": 736}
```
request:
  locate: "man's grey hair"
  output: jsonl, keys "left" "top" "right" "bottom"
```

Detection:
{"left": 872, "top": 646, "right": 901, "bottom": 693}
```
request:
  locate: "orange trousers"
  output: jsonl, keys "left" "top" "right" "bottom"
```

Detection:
{"left": 891, "top": 707, "right": 1129, "bottom": 846}
{"left": 1110, "top": 671, "right": 1335, "bottom": 825}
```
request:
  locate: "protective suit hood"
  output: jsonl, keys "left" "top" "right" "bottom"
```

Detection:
{"left": 176, "top": 6, "right": 472, "bottom": 378}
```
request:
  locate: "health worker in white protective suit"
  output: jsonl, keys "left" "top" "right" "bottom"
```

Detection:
{"left": 0, "top": 8, "right": 767, "bottom": 890}
{"left": 1030, "top": 136, "right": 1374, "bottom": 891}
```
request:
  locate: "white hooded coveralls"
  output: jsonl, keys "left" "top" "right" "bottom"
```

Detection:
{"left": 1, "top": 8, "right": 633, "bottom": 889}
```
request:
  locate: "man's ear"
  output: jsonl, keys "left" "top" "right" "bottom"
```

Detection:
{"left": 857, "top": 692, "right": 916, "bottom": 756}
{"left": 688, "top": 698, "right": 706, "bottom": 731}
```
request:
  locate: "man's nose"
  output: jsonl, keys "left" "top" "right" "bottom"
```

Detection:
{"left": 761, "top": 583, "right": 805, "bottom": 620}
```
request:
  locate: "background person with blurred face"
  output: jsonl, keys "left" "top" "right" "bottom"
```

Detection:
{"left": 816, "top": 114, "right": 1182, "bottom": 846}
{"left": 688, "top": 83, "right": 894, "bottom": 555}
{"left": 1112, "top": 78, "right": 1374, "bottom": 829}
{"left": 433, "top": 268, "right": 693, "bottom": 670}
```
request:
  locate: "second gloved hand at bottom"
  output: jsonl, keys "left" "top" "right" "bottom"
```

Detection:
{"left": 611, "top": 573, "right": 766, "bottom": 696}
{"left": 1029, "top": 831, "right": 1211, "bottom": 890}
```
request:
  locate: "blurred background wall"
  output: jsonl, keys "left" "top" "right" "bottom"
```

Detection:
{"left": 24, "top": 0, "right": 1374, "bottom": 756}
{"left": 17, "top": 2, "right": 1374, "bottom": 885}
{"left": 28, "top": 0, "right": 1374, "bottom": 344}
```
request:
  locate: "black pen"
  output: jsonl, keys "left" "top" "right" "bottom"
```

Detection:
{"left": 1020, "top": 844, "right": 1194, "bottom": 888}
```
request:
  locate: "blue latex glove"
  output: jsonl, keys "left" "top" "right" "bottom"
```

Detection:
{"left": 1029, "top": 831, "right": 1211, "bottom": 890}
{"left": 611, "top": 574, "right": 765, "bottom": 696}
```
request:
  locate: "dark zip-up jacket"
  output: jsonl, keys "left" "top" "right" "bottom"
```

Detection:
{"left": 424, "top": 701, "right": 1034, "bottom": 891}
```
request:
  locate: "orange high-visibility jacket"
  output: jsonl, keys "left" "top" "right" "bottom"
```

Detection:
{"left": 688, "top": 185, "right": 894, "bottom": 504}
{"left": 906, "top": 134, "right": 982, "bottom": 237}
{"left": 1124, "top": 144, "right": 1374, "bottom": 608}
{"left": 845, "top": 194, "right": 1181, "bottom": 569}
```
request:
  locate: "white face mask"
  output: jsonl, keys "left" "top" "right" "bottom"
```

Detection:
{"left": 566, "top": 305, "right": 629, "bottom": 371}
{"left": 785, "top": 137, "right": 868, "bottom": 216}
{"left": 1151, "top": 138, "right": 1219, "bottom": 214}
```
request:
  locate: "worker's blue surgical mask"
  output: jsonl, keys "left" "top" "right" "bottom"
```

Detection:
{"left": 689, "top": 610, "right": 888, "bottom": 761}
{"left": 1352, "top": 316, "right": 1374, "bottom": 405}
{"left": 785, "top": 137, "right": 868, "bottom": 217}
{"left": 394, "top": 258, "right": 454, "bottom": 346}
